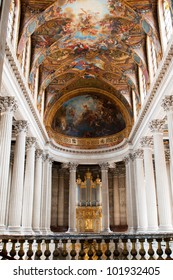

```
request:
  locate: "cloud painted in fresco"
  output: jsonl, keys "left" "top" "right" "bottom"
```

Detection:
{"left": 52, "top": 94, "right": 126, "bottom": 138}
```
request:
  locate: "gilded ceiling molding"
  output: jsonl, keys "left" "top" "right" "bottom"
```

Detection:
{"left": 44, "top": 87, "right": 133, "bottom": 149}
{"left": 44, "top": 87, "right": 133, "bottom": 129}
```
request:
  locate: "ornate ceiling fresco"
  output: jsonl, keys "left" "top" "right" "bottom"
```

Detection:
{"left": 19, "top": 0, "right": 160, "bottom": 149}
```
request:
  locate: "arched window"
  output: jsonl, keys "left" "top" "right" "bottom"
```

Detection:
{"left": 7, "top": 0, "right": 15, "bottom": 41}
{"left": 7, "top": 0, "right": 21, "bottom": 50}
{"left": 21, "top": 37, "right": 31, "bottom": 80}
{"left": 138, "top": 67, "right": 147, "bottom": 105}
{"left": 163, "top": 0, "right": 173, "bottom": 42}
{"left": 151, "top": 40, "right": 158, "bottom": 76}
{"left": 158, "top": 0, "right": 173, "bottom": 52}
{"left": 146, "top": 36, "right": 158, "bottom": 84}
{"left": 132, "top": 90, "right": 137, "bottom": 122}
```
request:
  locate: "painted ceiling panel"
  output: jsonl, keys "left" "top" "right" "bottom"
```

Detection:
{"left": 19, "top": 0, "right": 160, "bottom": 148}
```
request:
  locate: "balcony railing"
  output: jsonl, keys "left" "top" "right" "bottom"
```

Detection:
{"left": 0, "top": 233, "right": 173, "bottom": 260}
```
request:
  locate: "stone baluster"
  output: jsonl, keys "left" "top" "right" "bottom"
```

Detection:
{"left": 149, "top": 119, "right": 173, "bottom": 230}
{"left": 8, "top": 120, "right": 28, "bottom": 232}
{"left": 140, "top": 136, "right": 158, "bottom": 231}
{"left": 0, "top": 97, "right": 17, "bottom": 232}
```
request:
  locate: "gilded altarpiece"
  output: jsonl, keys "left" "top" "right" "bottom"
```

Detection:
{"left": 76, "top": 207, "right": 102, "bottom": 233}
{"left": 76, "top": 169, "right": 102, "bottom": 233}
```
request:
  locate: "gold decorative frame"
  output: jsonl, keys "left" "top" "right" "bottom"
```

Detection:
{"left": 45, "top": 88, "right": 133, "bottom": 149}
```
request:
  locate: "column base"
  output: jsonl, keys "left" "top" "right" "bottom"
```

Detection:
{"left": 158, "top": 225, "right": 173, "bottom": 232}
{"left": 136, "top": 227, "right": 148, "bottom": 233}
{"left": 40, "top": 229, "right": 53, "bottom": 235}
{"left": 7, "top": 226, "right": 22, "bottom": 235}
{"left": 126, "top": 227, "right": 137, "bottom": 233}
{"left": 21, "top": 228, "right": 34, "bottom": 235}
{"left": 66, "top": 228, "right": 77, "bottom": 233}
{"left": 33, "top": 229, "right": 42, "bottom": 235}
{"left": 101, "top": 228, "right": 112, "bottom": 233}
{"left": 0, "top": 227, "right": 8, "bottom": 235}
{"left": 147, "top": 226, "right": 159, "bottom": 233}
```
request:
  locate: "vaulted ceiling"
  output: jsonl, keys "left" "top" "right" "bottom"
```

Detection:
{"left": 18, "top": 0, "right": 160, "bottom": 149}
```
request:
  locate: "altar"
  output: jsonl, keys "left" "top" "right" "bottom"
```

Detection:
{"left": 76, "top": 206, "right": 102, "bottom": 233}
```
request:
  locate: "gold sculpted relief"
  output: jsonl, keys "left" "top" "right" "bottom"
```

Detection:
{"left": 76, "top": 207, "right": 102, "bottom": 233}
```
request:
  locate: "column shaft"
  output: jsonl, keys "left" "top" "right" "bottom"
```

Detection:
{"left": 124, "top": 154, "right": 137, "bottom": 232}
{"left": 141, "top": 137, "right": 158, "bottom": 231}
{"left": 58, "top": 171, "right": 65, "bottom": 226}
{"left": 68, "top": 163, "right": 78, "bottom": 232}
{"left": 46, "top": 158, "right": 53, "bottom": 231}
{"left": 153, "top": 132, "right": 172, "bottom": 229}
{"left": 8, "top": 121, "right": 28, "bottom": 232}
{"left": 113, "top": 170, "right": 120, "bottom": 226}
{"left": 0, "top": 97, "right": 17, "bottom": 231}
{"left": 21, "top": 137, "right": 36, "bottom": 233}
{"left": 162, "top": 97, "right": 173, "bottom": 206}
{"left": 40, "top": 154, "right": 50, "bottom": 233}
{"left": 149, "top": 119, "right": 173, "bottom": 230}
{"left": 32, "top": 150, "right": 43, "bottom": 232}
{"left": 166, "top": 112, "right": 173, "bottom": 205}
{"left": 134, "top": 150, "right": 148, "bottom": 231}
{"left": 100, "top": 163, "right": 111, "bottom": 232}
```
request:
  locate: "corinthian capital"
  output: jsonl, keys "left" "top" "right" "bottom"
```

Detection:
{"left": 35, "top": 149, "right": 43, "bottom": 160}
{"left": 165, "top": 150, "right": 170, "bottom": 162}
{"left": 133, "top": 149, "right": 144, "bottom": 159}
{"left": 0, "top": 96, "right": 18, "bottom": 113}
{"left": 100, "top": 162, "right": 109, "bottom": 171}
{"left": 161, "top": 95, "right": 173, "bottom": 112}
{"left": 123, "top": 156, "right": 130, "bottom": 165}
{"left": 140, "top": 136, "right": 153, "bottom": 148}
{"left": 26, "top": 137, "right": 36, "bottom": 149}
{"left": 149, "top": 119, "right": 165, "bottom": 133}
{"left": 69, "top": 162, "right": 78, "bottom": 171}
{"left": 13, "top": 120, "right": 28, "bottom": 135}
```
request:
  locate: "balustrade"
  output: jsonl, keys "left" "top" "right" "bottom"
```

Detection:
{"left": 0, "top": 234, "right": 173, "bottom": 260}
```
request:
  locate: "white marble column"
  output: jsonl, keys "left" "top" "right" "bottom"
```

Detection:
{"left": 46, "top": 157, "right": 53, "bottom": 232}
{"left": 32, "top": 149, "right": 43, "bottom": 233}
{"left": 100, "top": 162, "right": 111, "bottom": 232}
{"left": 165, "top": 150, "right": 173, "bottom": 220}
{"left": 40, "top": 153, "right": 50, "bottom": 234}
{"left": 8, "top": 120, "right": 28, "bottom": 233}
{"left": 113, "top": 168, "right": 120, "bottom": 226}
{"left": 67, "top": 162, "right": 78, "bottom": 233}
{"left": 161, "top": 96, "right": 173, "bottom": 207}
{"left": 149, "top": 119, "right": 173, "bottom": 230}
{"left": 140, "top": 136, "right": 158, "bottom": 231}
{"left": 124, "top": 154, "right": 137, "bottom": 232}
{"left": 21, "top": 137, "right": 36, "bottom": 233}
{"left": 133, "top": 149, "right": 148, "bottom": 232}
{"left": 0, "top": 97, "right": 17, "bottom": 232}
{"left": 58, "top": 169, "right": 65, "bottom": 227}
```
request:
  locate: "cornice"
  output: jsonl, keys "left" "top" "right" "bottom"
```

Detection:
{"left": 49, "top": 138, "right": 129, "bottom": 155}
{"left": 129, "top": 37, "right": 173, "bottom": 143}
{"left": 4, "top": 41, "right": 48, "bottom": 144}
{"left": 3, "top": 36, "right": 173, "bottom": 158}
